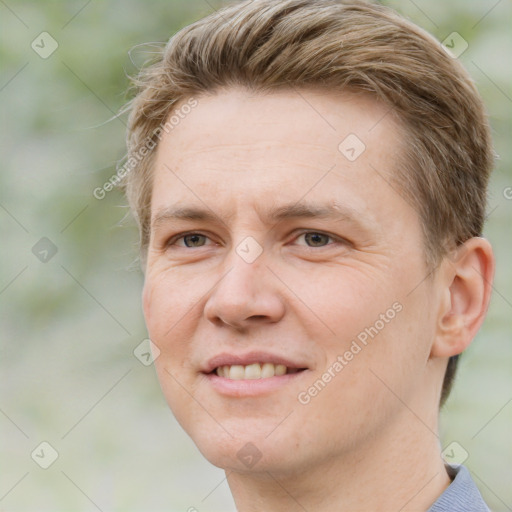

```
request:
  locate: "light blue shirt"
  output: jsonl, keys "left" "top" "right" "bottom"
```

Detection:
{"left": 428, "top": 465, "right": 491, "bottom": 511}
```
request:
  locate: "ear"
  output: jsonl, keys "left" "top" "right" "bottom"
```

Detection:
{"left": 430, "top": 237, "right": 495, "bottom": 358}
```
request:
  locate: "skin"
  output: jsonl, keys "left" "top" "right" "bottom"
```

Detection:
{"left": 142, "top": 87, "right": 494, "bottom": 511}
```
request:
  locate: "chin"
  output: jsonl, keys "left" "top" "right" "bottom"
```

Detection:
{"left": 185, "top": 419, "right": 310, "bottom": 477}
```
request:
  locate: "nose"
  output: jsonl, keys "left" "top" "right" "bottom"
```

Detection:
{"left": 203, "top": 252, "right": 286, "bottom": 330}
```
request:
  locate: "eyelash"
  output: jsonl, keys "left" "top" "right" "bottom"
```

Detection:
{"left": 166, "top": 230, "right": 346, "bottom": 249}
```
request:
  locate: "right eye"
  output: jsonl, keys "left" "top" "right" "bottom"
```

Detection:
{"left": 168, "top": 232, "right": 213, "bottom": 248}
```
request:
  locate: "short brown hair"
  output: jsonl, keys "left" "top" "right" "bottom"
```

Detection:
{"left": 121, "top": 0, "right": 494, "bottom": 405}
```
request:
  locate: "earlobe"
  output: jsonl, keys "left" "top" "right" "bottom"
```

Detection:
{"left": 430, "top": 237, "right": 495, "bottom": 359}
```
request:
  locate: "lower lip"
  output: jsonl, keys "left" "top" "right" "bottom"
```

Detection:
{"left": 204, "top": 371, "right": 308, "bottom": 397}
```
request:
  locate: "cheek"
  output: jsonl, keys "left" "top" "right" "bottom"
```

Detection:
{"left": 142, "top": 270, "right": 207, "bottom": 371}
{"left": 144, "top": 275, "right": 201, "bottom": 426}
{"left": 297, "top": 308, "right": 426, "bottom": 446}
{"left": 294, "top": 265, "right": 431, "bottom": 395}
{"left": 153, "top": 359, "right": 201, "bottom": 439}
{"left": 142, "top": 277, "right": 178, "bottom": 355}
{"left": 142, "top": 279, "right": 171, "bottom": 340}
{"left": 142, "top": 270, "right": 190, "bottom": 338}
{"left": 334, "top": 295, "right": 434, "bottom": 411}
{"left": 287, "top": 264, "right": 397, "bottom": 342}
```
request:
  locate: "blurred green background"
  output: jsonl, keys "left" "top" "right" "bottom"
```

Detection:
{"left": 1, "top": 1, "right": 511, "bottom": 510}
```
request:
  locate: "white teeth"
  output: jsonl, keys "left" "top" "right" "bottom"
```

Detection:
{"left": 275, "top": 364, "right": 287, "bottom": 376}
{"left": 244, "top": 363, "right": 262, "bottom": 379}
{"left": 228, "top": 365, "right": 245, "bottom": 380}
{"left": 261, "top": 363, "right": 275, "bottom": 378}
{"left": 215, "top": 362, "right": 298, "bottom": 380}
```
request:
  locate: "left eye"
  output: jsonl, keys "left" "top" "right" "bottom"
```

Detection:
{"left": 295, "top": 232, "right": 335, "bottom": 247}
{"left": 175, "top": 233, "right": 210, "bottom": 247}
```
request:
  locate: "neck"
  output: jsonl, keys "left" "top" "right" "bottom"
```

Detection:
{"left": 226, "top": 410, "right": 451, "bottom": 511}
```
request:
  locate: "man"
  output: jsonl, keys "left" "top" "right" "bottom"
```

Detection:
{"left": 121, "top": 0, "right": 495, "bottom": 509}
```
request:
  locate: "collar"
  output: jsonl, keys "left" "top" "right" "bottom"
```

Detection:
{"left": 428, "top": 464, "right": 490, "bottom": 512}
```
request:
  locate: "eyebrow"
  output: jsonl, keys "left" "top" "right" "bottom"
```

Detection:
{"left": 152, "top": 201, "right": 371, "bottom": 231}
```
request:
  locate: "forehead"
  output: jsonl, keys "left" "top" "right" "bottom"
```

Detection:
{"left": 150, "top": 87, "right": 411, "bottom": 227}
{"left": 161, "top": 87, "right": 398, "bottom": 165}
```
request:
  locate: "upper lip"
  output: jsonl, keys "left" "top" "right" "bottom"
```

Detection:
{"left": 202, "top": 351, "right": 309, "bottom": 374}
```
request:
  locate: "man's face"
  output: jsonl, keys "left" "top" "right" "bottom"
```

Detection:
{"left": 143, "top": 87, "right": 440, "bottom": 474}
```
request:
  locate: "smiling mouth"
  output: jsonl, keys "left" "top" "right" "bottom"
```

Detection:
{"left": 212, "top": 363, "right": 307, "bottom": 380}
